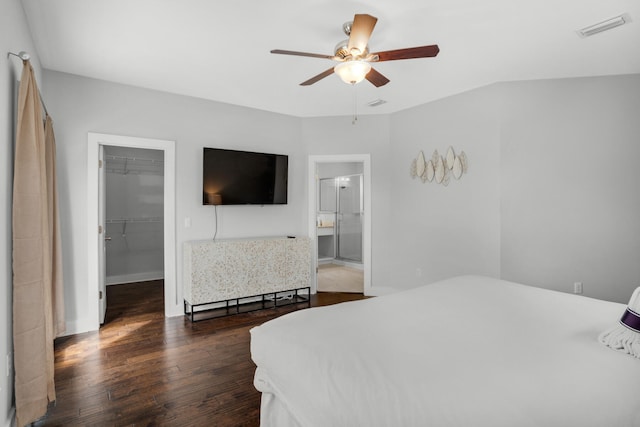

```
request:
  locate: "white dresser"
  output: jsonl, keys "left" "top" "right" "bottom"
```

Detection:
{"left": 183, "top": 236, "right": 311, "bottom": 319}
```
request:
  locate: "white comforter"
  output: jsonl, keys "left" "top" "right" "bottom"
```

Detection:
{"left": 250, "top": 276, "right": 640, "bottom": 427}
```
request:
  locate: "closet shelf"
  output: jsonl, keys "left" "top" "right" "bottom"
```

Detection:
{"left": 106, "top": 168, "right": 164, "bottom": 176}
{"left": 106, "top": 217, "right": 163, "bottom": 224}
{"left": 105, "top": 154, "right": 164, "bottom": 176}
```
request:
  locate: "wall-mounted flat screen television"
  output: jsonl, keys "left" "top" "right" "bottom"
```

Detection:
{"left": 202, "top": 147, "right": 288, "bottom": 205}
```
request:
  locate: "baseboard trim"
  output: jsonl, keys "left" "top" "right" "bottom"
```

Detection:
{"left": 330, "top": 259, "right": 364, "bottom": 270}
{"left": 106, "top": 271, "right": 164, "bottom": 286}
{"left": 4, "top": 406, "right": 15, "bottom": 427}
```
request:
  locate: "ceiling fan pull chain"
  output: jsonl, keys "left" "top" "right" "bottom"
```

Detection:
{"left": 352, "top": 83, "right": 358, "bottom": 125}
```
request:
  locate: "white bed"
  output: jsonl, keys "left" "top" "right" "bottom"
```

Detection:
{"left": 250, "top": 276, "right": 640, "bottom": 427}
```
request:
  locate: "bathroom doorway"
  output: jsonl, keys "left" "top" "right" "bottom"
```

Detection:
{"left": 308, "top": 155, "right": 371, "bottom": 295}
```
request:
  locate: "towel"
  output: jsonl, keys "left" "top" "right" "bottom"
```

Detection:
{"left": 599, "top": 287, "right": 640, "bottom": 359}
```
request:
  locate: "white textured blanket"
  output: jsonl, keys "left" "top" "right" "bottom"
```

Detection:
{"left": 251, "top": 276, "right": 640, "bottom": 427}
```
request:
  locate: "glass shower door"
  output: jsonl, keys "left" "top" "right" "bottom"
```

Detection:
{"left": 336, "top": 174, "right": 363, "bottom": 263}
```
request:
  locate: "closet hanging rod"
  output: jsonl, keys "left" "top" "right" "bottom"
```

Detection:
{"left": 105, "top": 154, "right": 164, "bottom": 164}
{"left": 7, "top": 51, "right": 49, "bottom": 116}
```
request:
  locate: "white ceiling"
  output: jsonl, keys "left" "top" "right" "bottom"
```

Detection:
{"left": 20, "top": 0, "right": 640, "bottom": 117}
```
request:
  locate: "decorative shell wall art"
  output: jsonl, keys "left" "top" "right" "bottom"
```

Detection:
{"left": 416, "top": 151, "right": 426, "bottom": 182}
{"left": 410, "top": 146, "right": 468, "bottom": 186}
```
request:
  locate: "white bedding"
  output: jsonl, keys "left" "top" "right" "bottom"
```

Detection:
{"left": 250, "top": 276, "right": 640, "bottom": 427}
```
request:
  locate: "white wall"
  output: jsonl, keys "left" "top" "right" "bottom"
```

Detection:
{"left": 387, "top": 85, "right": 502, "bottom": 289}
{"left": 500, "top": 75, "right": 640, "bottom": 303}
{"left": 0, "top": 0, "right": 43, "bottom": 424}
{"left": 42, "top": 70, "right": 306, "bottom": 334}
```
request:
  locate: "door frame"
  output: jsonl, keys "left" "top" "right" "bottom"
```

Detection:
{"left": 87, "top": 133, "right": 177, "bottom": 330}
{"left": 308, "top": 154, "right": 371, "bottom": 295}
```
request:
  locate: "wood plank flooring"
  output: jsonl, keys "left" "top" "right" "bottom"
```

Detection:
{"left": 38, "top": 281, "right": 366, "bottom": 426}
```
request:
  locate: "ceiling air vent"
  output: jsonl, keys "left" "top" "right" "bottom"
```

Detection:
{"left": 367, "top": 99, "right": 387, "bottom": 107}
{"left": 577, "top": 13, "right": 631, "bottom": 38}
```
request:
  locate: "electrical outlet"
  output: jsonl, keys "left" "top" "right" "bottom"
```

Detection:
{"left": 573, "top": 282, "right": 583, "bottom": 294}
{"left": 416, "top": 268, "right": 422, "bottom": 278}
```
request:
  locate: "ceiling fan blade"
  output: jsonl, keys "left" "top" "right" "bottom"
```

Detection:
{"left": 347, "top": 14, "right": 378, "bottom": 56}
{"left": 372, "top": 45, "right": 440, "bottom": 61}
{"left": 300, "top": 68, "right": 335, "bottom": 86}
{"left": 271, "top": 49, "right": 336, "bottom": 60}
{"left": 365, "top": 67, "right": 390, "bottom": 87}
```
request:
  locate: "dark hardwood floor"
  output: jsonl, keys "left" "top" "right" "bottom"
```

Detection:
{"left": 39, "top": 281, "right": 366, "bottom": 426}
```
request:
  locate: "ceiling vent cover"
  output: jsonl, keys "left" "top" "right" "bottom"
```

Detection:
{"left": 577, "top": 13, "right": 631, "bottom": 38}
{"left": 367, "top": 99, "right": 387, "bottom": 107}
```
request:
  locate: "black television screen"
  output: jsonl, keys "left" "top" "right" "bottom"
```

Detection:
{"left": 202, "top": 147, "right": 288, "bottom": 205}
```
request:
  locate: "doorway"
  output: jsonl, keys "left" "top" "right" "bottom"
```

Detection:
{"left": 102, "top": 146, "right": 165, "bottom": 322}
{"left": 87, "top": 133, "right": 177, "bottom": 332}
{"left": 308, "top": 155, "right": 371, "bottom": 295}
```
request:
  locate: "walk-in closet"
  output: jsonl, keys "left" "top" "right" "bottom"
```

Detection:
{"left": 104, "top": 146, "right": 165, "bottom": 286}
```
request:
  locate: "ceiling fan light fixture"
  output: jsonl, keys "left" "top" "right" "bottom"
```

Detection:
{"left": 334, "top": 60, "right": 371, "bottom": 85}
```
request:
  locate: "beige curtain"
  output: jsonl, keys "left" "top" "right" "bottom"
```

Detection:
{"left": 13, "top": 60, "right": 65, "bottom": 426}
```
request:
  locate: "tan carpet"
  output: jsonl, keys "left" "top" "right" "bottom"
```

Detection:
{"left": 317, "top": 263, "right": 364, "bottom": 293}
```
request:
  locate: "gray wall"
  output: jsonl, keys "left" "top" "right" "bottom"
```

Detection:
{"left": 40, "top": 67, "right": 640, "bottom": 337}
{"left": 499, "top": 75, "right": 640, "bottom": 303}
{"left": 0, "top": 0, "right": 44, "bottom": 423}
{"left": 388, "top": 85, "right": 502, "bottom": 289}
{"left": 387, "top": 74, "right": 640, "bottom": 303}
{"left": 43, "top": 70, "right": 307, "bottom": 333}
{"left": 303, "top": 115, "right": 395, "bottom": 288}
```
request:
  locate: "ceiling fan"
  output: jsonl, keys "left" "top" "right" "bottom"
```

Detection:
{"left": 271, "top": 13, "right": 440, "bottom": 87}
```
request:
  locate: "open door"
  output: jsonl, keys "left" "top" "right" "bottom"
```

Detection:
{"left": 98, "top": 145, "right": 107, "bottom": 324}
{"left": 88, "top": 133, "right": 177, "bottom": 332}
